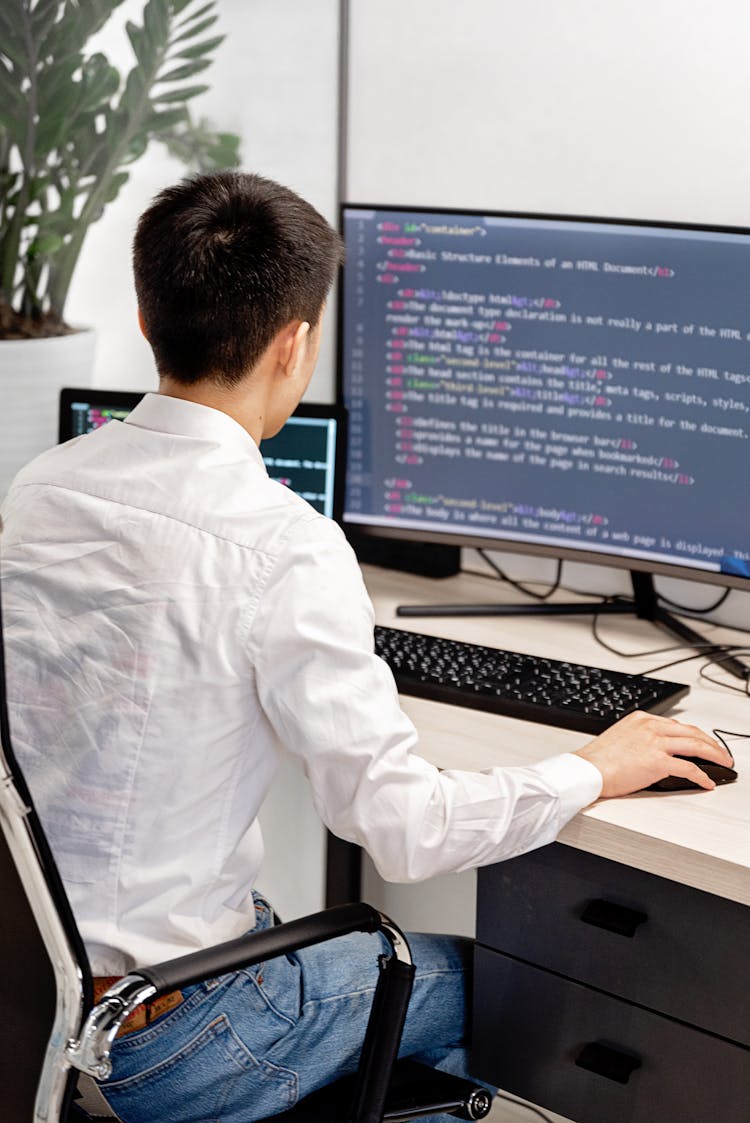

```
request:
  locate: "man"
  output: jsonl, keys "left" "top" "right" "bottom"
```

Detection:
{"left": 0, "top": 171, "right": 730, "bottom": 1122}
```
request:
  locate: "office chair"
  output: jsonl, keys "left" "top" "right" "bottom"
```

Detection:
{"left": 0, "top": 563, "right": 492, "bottom": 1122}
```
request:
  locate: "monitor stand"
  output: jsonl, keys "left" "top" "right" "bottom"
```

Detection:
{"left": 396, "top": 569, "right": 750, "bottom": 682}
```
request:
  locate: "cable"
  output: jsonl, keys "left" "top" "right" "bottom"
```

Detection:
{"left": 640, "top": 648, "right": 736, "bottom": 677}
{"left": 700, "top": 650, "right": 750, "bottom": 695}
{"left": 712, "top": 727, "right": 750, "bottom": 764}
{"left": 494, "top": 1091, "right": 556, "bottom": 1123}
{"left": 473, "top": 549, "right": 562, "bottom": 601}
{"left": 590, "top": 602, "right": 725, "bottom": 661}
{"left": 657, "top": 586, "right": 731, "bottom": 615}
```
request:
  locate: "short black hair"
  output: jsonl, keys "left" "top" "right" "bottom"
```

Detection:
{"left": 133, "top": 171, "right": 344, "bottom": 385}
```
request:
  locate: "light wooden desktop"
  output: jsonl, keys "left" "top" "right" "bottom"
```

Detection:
{"left": 363, "top": 563, "right": 750, "bottom": 1123}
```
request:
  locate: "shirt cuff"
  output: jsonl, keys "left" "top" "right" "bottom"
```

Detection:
{"left": 532, "top": 752, "right": 603, "bottom": 820}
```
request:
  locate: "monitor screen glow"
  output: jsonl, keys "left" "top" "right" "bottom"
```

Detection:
{"left": 339, "top": 205, "right": 750, "bottom": 590}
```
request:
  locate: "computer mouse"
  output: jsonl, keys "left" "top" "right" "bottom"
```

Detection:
{"left": 648, "top": 757, "right": 738, "bottom": 792}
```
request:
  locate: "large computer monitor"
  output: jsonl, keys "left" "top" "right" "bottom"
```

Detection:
{"left": 58, "top": 389, "right": 346, "bottom": 520}
{"left": 338, "top": 204, "right": 750, "bottom": 669}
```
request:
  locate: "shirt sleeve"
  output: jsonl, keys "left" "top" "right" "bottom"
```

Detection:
{"left": 248, "top": 514, "right": 603, "bottom": 882}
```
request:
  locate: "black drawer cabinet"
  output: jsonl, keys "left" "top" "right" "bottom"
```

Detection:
{"left": 472, "top": 948, "right": 750, "bottom": 1123}
{"left": 471, "top": 843, "right": 750, "bottom": 1123}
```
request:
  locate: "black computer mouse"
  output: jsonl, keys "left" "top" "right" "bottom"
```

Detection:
{"left": 648, "top": 757, "right": 738, "bottom": 792}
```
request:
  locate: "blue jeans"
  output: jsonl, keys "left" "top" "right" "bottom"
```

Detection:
{"left": 101, "top": 894, "right": 475, "bottom": 1122}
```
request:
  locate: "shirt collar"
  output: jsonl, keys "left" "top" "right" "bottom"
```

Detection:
{"left": 124, "top": 392, "right": 265, "bottom": 469}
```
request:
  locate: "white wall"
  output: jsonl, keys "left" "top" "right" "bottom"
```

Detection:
{"left": 347, "top": 0, "right": 750, "bottom": 226}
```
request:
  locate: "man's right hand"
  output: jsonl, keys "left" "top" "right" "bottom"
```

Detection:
{"left": 575, "top": 710, "right": 734, "bottom": 798}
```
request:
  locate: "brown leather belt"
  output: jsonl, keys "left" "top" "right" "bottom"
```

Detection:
{"left": 93, "top": 977, "right": 185, "bottom": 1037}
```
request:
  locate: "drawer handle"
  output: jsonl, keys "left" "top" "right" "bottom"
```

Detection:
{"left": 575, "top": 1042, "right": 642, "bottom": 1085}
{"left": 580, "top": 898, "right": 647, "bottom": 937}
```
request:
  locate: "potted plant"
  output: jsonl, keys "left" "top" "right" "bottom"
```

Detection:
{"left": 0, "top": 0, "right": 240, "bottom": 495}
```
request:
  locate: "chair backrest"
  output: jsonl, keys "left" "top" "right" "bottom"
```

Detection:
{"left": 0, "top": 800, "right": 59, "bottom": 1118}
{"left": 0, "top": 541, "right": 92, "bottom": 1123}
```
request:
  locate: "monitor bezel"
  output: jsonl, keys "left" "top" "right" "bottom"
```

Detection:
{"left": 267, "top": 400, "right": 348, "bottom": 524}
{"left": 336, "top": 202, "right": 750, "bottom": 594}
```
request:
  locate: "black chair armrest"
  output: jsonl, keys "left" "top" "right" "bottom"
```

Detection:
{"left": 138, "top": 901, "right": 383, "bottom": 993}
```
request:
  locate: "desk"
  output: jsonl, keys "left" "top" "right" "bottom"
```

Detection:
{"left": 363, "top": 564, "right": 750, "bottom": 1123}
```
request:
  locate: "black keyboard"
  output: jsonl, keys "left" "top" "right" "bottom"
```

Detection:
{"left": 374, "top": 625, "right": 689, "bottom": 735}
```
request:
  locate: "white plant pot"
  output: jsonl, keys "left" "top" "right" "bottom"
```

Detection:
{"left": 0, "top": 328, "right": 96, "bottom": 501}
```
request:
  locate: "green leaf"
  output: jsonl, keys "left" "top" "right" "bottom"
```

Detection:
{"left": 147, "top": 106, "right": 189, "bottom": 131}
{"left": 36, "top": 56, "right": 80, "bottom": 113}
{"left": 157, "top": 58, "right": 212, "bottom": 82}
{"left": 157, "top": 113, "right": 241, "bottom": 173}
{"left": 77, "top": 54, "right": 121, "bottom": 115}
{"left": 0, "top": 116, "right": 25, "bottom": 152}
{"left": 36, "top": 57, "right": 83, "bottom": 157}
{"left": 0, "top": 33, "right": 28, "bottom": 73}
{"left": 170, "top": 0, "right": 200, "bottom": 15}
{"left": 40, "top": 207, "right": 79, "bottom": 234}
{"left": 126, "top": 20, "right": 157, "bottom": 71}
{"left": 124, "top": 132, "right": 149, "bottom": 163}
{"left": 120, "top": 66, "right": 150, "bottom": 118}
{"left": 153, "top": 83, "right": 209, "bottom": 103}
{"left": 29, "top": 232, "right": 65, "bottom": 256}
{"left": 172, "top": 35, "right": 224, "bottom": 61}
{"left": 202, "top": 133, "right": 241, "bottom": 171}
{"left": 32, "top": 0, "right": 62, "bottom": 47}
{"left": 0, "top": 3, "right": 25, "bottom": 43}
{"left": 103, "top": 170, "right": 130, "bottom": 204}
{"left": 36, "top": 102, "right": 81, "bottom": 160}
{"left": 143, "top": 0, "right": 170, "bottom": 49}
{"left": 33, "top": 125, "right": 67, "bottom": 163}
{"left": 171, "top": 14, "right": 218, "bottom": 45}
{"left": 174, "top": 2, "right": 215, "bottom": 28}
{"left": 0, "top": 64, "right": 25, "bottom": 126}
{"left": 84, "top": 138, "right": 115, "bottom": 180}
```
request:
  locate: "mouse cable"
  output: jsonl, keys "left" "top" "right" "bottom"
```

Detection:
{"left": 493, "top": 1092, "right": 555, "bottom": 1123}
{"left": 712, "top": 727, "right": 750, "bottom": 764}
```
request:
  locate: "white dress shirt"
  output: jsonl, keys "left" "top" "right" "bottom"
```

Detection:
{"left": 1, "top": 393, "right": 601, "bottom": 974}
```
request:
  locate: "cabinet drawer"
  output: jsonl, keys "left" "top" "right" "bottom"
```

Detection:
{"left": 472, "top": 947, "right": 750, "bottom": 1123}
{"left": 477, "top": 842, "right": 750, "bottom": 1045}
